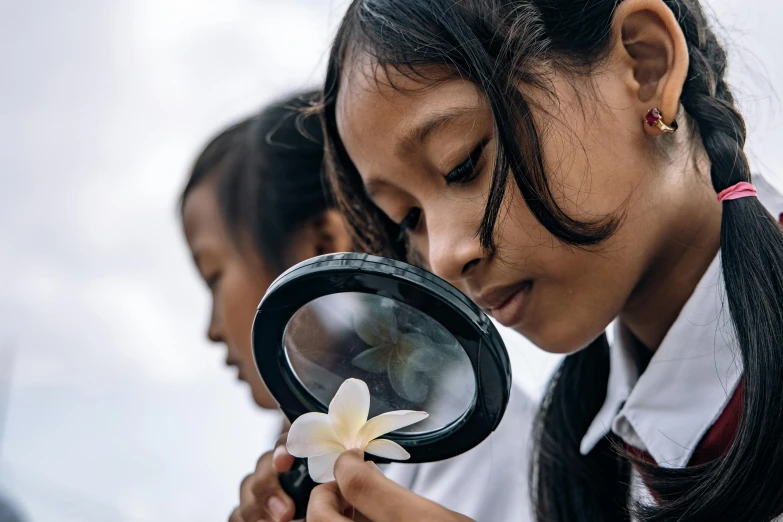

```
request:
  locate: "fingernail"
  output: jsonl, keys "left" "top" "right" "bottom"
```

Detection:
{"left": 267, "top": 496, "right": 287, "bottom": 520}
{"left": 273, "top": 445, "right": 288, "bottom": 462}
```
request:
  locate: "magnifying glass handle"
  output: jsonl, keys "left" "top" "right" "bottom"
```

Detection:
{"left": 279, "top": 457, "right": 317, "bottom": 519}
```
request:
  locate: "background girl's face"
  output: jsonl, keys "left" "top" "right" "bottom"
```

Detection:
{"left": 336, "top": 57, "right": 715, "bottom": 354}
{"left": 182, "top": 180, "right": 279, "bottom": 409}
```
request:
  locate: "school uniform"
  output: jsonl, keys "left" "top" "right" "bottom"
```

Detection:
{"left": 580, "top": 174, "right": 783, "bottom": 508}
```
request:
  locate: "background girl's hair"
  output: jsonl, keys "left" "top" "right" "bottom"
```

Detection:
{"left": 181, "top": 90, "right": 329, "bottom": 272}
{"left": 321, "top": 1, "right": 783, "bottom": 520}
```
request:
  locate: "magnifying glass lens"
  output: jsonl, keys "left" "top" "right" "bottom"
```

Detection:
{"left": 283, "top": 292, "right": 477, "bottom": 435}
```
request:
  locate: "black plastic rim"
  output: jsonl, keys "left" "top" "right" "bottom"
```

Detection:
{"left": 252, "top": 253, "right": 511, "bottom": 463}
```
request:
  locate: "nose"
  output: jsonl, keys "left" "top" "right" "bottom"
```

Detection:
{"left": 426, "top": 215, "right": 484, "bottom": 284}
{"left": 207, "top": 306, "right": 224, "bottom": 344}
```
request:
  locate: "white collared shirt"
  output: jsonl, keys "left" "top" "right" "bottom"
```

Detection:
{"left": 580, "top": 253, "right": 742, "bottom": 467}
{"left": 580, "top": 174, "right": 783, "bottom": 500}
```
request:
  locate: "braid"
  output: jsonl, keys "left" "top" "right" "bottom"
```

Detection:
{"left": 671, "top": 0, "right": 751, "bottom": 190}
{"left": 634, "top": 2, "right": 783, "bottom": 520}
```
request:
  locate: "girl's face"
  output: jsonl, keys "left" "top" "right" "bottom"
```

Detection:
{"left": 335, "top": 55, "right": 718, "bottom": 354}
{"left": 182, "top": 180, "right": 279, "bottom": 409}
{"left": 182, "top": 179, "right": 353, "bottom": 409}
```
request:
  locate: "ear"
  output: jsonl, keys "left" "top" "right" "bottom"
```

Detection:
{"left": 609, "top": 0, "right": 689, "bottom": 136}
{"left": 282, "top": 209, "right": 353, "bottom": 266}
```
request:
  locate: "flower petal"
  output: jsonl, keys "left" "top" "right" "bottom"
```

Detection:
{"left": 307, "top": 453, "right": 341, "bottom": 483}
{"left": 287, "top": 413, "right": 344, "bottom": 457}
{"left": 364, "top": 438, "right": 410, "bottom": 460}
{"left": 357, "top": 410, "right": 429, "bottom": 446}
{"left": 388, "top": 349, "right": 429, "bottom": 403}
{"left": 353, "top": 301, "right": 398, "bottom": 346}
{"left": 411, "top": 322, "right": 455, "bottom": 346}
{"left": 399, "top": 333, "right": 461, "bottom": 373}
{"left": 351, "top": 345, "right": 391, "bottom": 374}
{"left": 328, "top": 378, "right": 370, "bottom": 444}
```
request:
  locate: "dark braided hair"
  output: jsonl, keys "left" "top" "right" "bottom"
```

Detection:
{"left": 320, "top": 0, "right": 783, "bottom": 520}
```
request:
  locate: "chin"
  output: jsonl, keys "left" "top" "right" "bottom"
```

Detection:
{"left": 251, "top": 384, "right": 280, "bottom": 411}
{"left": 514, "top": 319, "right": 606, "bottom": 355}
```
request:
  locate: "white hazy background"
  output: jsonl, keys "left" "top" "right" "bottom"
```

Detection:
{"left": 0, "top": 1, "right": 780, "bottom": 521}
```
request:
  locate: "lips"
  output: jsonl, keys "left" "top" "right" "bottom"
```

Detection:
{"left": 473, "top": 281, "right": 533, "bottom": 327}
{"left": 226, "top": 358, "right": 243, "bottom": 380}
{"left": 474, "top": 281, "right": 531, "bottom": 311}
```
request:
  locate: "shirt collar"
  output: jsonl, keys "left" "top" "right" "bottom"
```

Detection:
{"left": 579, "top": 174, "right": 782, "bottom": 468}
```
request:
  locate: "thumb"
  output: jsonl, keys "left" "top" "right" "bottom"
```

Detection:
{"left": 334, "top": 450, "right": 430, "bottom": 522}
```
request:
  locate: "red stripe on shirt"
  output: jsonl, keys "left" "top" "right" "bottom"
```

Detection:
{"left": 626, "top": 381, "right": 743, "bottom": 501}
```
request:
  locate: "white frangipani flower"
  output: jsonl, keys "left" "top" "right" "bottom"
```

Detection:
{"left": 286, "top": 378, "right": 428, "bottom": 483}
{"left": 352, "top": 300, "right": 463, "bottom": 403}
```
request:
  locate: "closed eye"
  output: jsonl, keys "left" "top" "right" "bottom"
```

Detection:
{"left": 444, "top": 141, "right": 486, "bottom": 185}
{"left": 205, "top": 272, "right": 221, "bottom": 290}
{"left": 396, "top": 208, "right": 421, "bottom": 243}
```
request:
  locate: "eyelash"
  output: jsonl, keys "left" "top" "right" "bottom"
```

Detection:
{"left": 397, "top": 207, "right": 421, "bottom": 243}
{"left": 444, "top": 141, "right": 486, "bottom": 185}
{"left": 206, "top": 273, "right": 221, "bottom": 290}
{"left": 395, "top": 141, "right": 486, "bottom": 244}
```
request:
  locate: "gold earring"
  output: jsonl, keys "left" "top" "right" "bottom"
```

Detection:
{"left": 644, "top": 108, "right": 678, "bottom": 133}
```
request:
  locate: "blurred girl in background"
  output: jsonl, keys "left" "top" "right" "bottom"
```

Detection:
{"left": 181, "top": 93, "right": 349, "bottom": 413}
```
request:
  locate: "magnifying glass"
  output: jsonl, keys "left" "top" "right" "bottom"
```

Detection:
{"left": 252, "top": 253, "right": 511, "bottom": 518}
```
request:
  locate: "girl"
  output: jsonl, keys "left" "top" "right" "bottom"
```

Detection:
{"left": 181, "top": 93, "right": 351, "bottom": 521}
{"left": 309, "top": 0, "right": 783, "bottom": 521}
{"left": 180, "top": 93, "right": 539, "bottom": 522}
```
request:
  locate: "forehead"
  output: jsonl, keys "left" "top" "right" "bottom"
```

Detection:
{"left": 335, "top": 54, "right": 485, "bottom": 174}
{"left": 182, "top": 179, "right": 226, "bottom": 247}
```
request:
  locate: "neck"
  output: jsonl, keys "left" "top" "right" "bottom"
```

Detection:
{"left": 620, "top": 149, "right": 721, "bottom": 351}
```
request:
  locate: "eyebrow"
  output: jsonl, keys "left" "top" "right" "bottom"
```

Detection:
{"left": 395, "top": 106, "right": 476, "bottom": 158}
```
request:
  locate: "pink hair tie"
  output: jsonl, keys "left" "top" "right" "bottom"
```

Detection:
{"left": 716, "top": 182, "right": 757, "bottom": 202}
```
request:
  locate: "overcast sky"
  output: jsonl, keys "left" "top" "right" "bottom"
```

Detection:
{"left": 1, "top": 1, "right": 781, "bottom": 521}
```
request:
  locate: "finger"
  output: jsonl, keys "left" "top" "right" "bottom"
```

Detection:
{"left": 255, "top": 450, "right": 274, "bottom": 473}
{"left": 241, "top": 484, "right": 292, "bottom": 522}
{"left": 307, "top": 482, "right": 354, "bottom": 522}
{"left": 273, "top": 444, "right": 295, "bottom": 473}
{"left": 253, "top": 450, "right": 283, "bottom": 485}
{"left": 250, "top": 453, "right": 288, "bottom": 498}
{"left": 247, "top": 453, "right": 295, "bottom": 522}
{"left": 228, "top": 507, "right": 246, "bottom": 522}
{"left": 333, "top": 450, "right": 437, "bottom": 522}
{"left": 239, "top": 473, "right": 255, "bottom": 503}
{"left": 264, "top": 493, "right": 295, "bottom": 522}
{"left": 238, "top": 474, "right": 263, "bottom": 521}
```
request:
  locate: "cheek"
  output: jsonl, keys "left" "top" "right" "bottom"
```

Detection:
{"left": 531, "top": 84, "right": 647, "bottom": 224}
{"left": 219, "top": 271, "right": 266, "bottom": 360}
{"left": 497, "top": 184, "right": 644, "bottom": 353}
{"left": 521, "top": 254, "right": 635, "bottom": 353}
